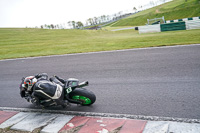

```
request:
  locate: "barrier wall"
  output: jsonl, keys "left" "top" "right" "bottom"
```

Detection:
{"left": 138, "top": 16, "right": 200, "bottom": 34}
{"left": 138, "top": 24, "right": 161, "bottom": 34}
{"left": 185, "top": 19, "right": 200, "bottom": 30}
{"left": 160, "top": 21, "right": 186, "bottom": 32}
{"left": 166, "top": 17, "right": 200, "bottom": 23}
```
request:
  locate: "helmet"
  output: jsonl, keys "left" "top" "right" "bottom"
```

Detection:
{"left": 24, "top": 76, "right": 37, "bottom": 91}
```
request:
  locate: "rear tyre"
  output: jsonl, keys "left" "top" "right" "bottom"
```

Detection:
{"left": 69, "top": 88, "right": 96, "bottom": 106}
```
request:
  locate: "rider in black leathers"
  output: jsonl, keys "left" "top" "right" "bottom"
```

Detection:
{"left": 20, "top": 73, "right": 67, "bottom": 107}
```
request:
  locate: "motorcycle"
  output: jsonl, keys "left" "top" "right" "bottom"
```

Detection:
{"left": 20, "top": 75, "right": 96, "bottom": 108}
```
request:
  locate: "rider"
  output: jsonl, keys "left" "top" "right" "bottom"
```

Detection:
{"left": 20, "top": 73, "right": 66, "bottom": 107}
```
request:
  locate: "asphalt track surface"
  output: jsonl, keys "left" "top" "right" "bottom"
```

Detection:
{"left": 0, "top": 44, "right": 200, "bottom": 120}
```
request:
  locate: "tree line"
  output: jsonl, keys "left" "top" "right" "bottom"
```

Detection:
{"left": 41, "top": 12, "right": 134, "bottom": 29}
{"left": 40, "top": 0, "right": 171, "bottom": 29}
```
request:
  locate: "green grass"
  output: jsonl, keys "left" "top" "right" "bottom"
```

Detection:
{"left": 108, "top": 0, "right": 200, "bottom": 27}
{"left": 0, "top": 28, "right": 200, "bottom": 60}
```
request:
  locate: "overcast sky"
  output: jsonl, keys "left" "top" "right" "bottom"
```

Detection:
{"left": 0, "top": 0, "right": 159, "bottom": 28}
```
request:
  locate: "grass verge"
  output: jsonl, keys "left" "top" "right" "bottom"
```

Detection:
{"left": 0, "top": 28, "right": 200, "bottom": 60}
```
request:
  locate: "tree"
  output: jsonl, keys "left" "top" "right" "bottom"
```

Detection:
{"left": 94, "top": 17, "right": 98, "bottom": 25}
{"left": 56, "top": 24, "right": 59, "bottom": 29}
{"left": 106, "top": 15, "right": 110, "bottom": 21}
{"left": 87, "top": 18, "right": 94, "bottom": 25}
{"left": 47, "top": 25, "right": 51, "bottom": 29}
{"left": 50, "top": 24, "right": 54, "bottom": 29}
{"left": 76, "top": 21, "right": 84, "bottom": 29}
{"left": 133, "top": 7, "right": 137, "bottom": 13}
{"left": 118, "top": 11, "right": 122, "bottom": 18}
{"left": 44, "top": 24, "right": 48, "bottom": 29}
{"left": 138, "top": 5, "right": 143, "bottom": 11}
{"left": 85, "top": 21, "right": 89, "bottom": 26}
{"left": 98, "top": 16, "right": 102, "bottom": 24}
{"left": 113, "top": 14, "right": 117, "bottom": 20}
{"left": 86, "top": 19, "right": 90, "bottom": 26}
{"left": 102, "top": 15, "right": 106, "bottom": 22}
{"left": 71, "top": 21, "right": 76, "bottom": 29}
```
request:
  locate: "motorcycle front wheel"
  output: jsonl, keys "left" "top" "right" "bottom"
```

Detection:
{"left": 69, "top": 88, "right": 96, "bottom": 106}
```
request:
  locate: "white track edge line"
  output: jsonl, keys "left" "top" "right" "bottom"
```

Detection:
{"left": 0, "top": 107, "right": 200, "bottom": 123}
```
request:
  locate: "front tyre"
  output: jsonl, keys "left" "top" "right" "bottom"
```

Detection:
{"left": 69, "top": 88, "right": 96, "bottom": 106}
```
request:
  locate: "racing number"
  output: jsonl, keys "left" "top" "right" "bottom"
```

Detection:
{"left": 66, "top": 87, "right": 72, "bottom": 94}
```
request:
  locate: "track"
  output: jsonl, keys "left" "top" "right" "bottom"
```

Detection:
{"left": 0, "top": 44, "right": 200, "bottom": 119}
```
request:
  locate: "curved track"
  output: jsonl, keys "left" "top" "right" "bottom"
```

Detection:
{"left": 0, "top": 44, "right": 200, "bottom": 119}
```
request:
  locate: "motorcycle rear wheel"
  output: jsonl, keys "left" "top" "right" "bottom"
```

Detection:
{"left": 69, "top": 88, "right": 96, "bottom": 106}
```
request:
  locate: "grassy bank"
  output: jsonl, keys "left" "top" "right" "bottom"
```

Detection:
{"left": 0, "top": 28, "right": 200, "bottom": 60}
{"left": 109, "top": 0, "right": 200, "bottom": 27}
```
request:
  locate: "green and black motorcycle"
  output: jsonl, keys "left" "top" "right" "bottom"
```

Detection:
{"left": 20, "top": 73, "right": 96, "bottom": 108}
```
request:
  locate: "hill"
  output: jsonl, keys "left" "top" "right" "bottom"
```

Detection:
{"left": 108, "top": 0, "right": 200, "bottom": 27}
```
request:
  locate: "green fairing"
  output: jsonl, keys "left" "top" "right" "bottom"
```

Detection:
{"left": 72, "top": 95, "right": 92, "bottom": 105}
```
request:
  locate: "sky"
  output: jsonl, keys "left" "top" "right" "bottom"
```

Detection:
{"left": 0, "top": 0, "right": 158, "bottom": 28}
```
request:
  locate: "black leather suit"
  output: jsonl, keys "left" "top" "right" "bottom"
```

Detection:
{"left": 20, "top": 73, "right": 66, "bottom": 107}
